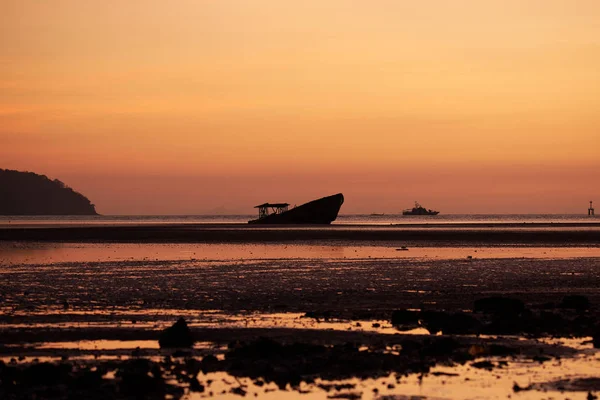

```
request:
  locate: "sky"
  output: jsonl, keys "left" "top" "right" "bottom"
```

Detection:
{"left": 1, "top": 0, "right": 599, "bottom": 214}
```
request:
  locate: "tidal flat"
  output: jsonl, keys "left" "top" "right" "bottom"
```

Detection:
{"left": 1, "top": 225, "right": 599, "bottom": 399}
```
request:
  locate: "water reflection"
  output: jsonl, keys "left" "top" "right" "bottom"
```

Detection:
{"left": 187, "top": 351, "right": 600, "bottom": 399}
{"left": 3, "top": 242, "right": 600, "bottom": 265}
{"left": 0, "top": 310, "right": 423, "bottom": 335}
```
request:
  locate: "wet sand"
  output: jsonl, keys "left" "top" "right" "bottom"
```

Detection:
{"left": 1, "top": 252, "right": 600, "bottom": 314}
{"left": 1, "top": 223, "right": 600, "bottom": 245}
{"left": 1, "top": 227, "right": 599, "bottom": 399}
{"left": 3, "top": 241, "right": 600, "bottom": 265}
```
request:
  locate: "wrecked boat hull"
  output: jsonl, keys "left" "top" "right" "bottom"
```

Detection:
{"left": 248, "top": 193, "right": 344, "bottom": 224}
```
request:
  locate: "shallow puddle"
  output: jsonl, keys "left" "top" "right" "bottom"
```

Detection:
{"left": 185, "top": 351, "right": 600, "bottom": 399}
{"left": 2, "top": 331, "right": 598, "bottom": 399}
{"left": 3, "top": 242, "right": 600, "bottom": 265}
{"left": 36, "top": 340, "right": 162, "bottom": 350}
{"left": 0, "top": 310, "right": 427, "bottom": 336}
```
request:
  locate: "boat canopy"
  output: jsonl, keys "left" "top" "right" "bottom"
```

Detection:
{"left": 254, "top": 203, "right": 290, "bottom": 219}
{"left": 254, "top": 203, "right": 289, "bottom": 208}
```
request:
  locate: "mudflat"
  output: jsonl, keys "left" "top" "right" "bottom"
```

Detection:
{"left": 1, "top": 222, "right": 599, "bottom": 245}
{"left": 1, "top": 226, "right": 599, "bottom": 399}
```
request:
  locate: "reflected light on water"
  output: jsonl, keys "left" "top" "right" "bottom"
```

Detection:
{"left": 3, "top": 242, "right": 600, "bottom": 265}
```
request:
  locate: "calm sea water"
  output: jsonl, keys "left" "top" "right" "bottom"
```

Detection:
{"left": 0, "top": 214, "right": 597, "bottom": 226}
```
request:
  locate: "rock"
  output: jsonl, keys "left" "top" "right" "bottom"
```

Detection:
{"left": 442, "top": 313, "right": 482, "bottom": 335}
{"left": 184, "top": 358, "right": 202, "bottom": 377}
{"left": 532, "top": 355, "right": 551, "bottom": 363}
{"left": 593, "top": 332, "right": 600, "bottom": 349}
{"left": 223, "top": 338, "right": 432, "bottom": 387}
{"left": 560, "top": 295, "right": 590, "bottom": 311}
{"left": 473, "top": 297, "right": 525, "bottom": 316}
{"left": 431, "top": 371, "right": 460, "bottom": 377}
{"left": 231, "top": 386, "right": 247, "bottom": 396}
{"left": 189, "top": 378, "right": 205, "bottom": 392}
{"left": 539, "top": 301, "right": 557, "bottom": 309}
{"left": 318, "top": 383, "right": 356, "bottom": 391}
{"left": 484, "top": 315, "right": 530, "bottom": 335}
{"left": 159, "top": 318, "right": 195, "bottom": 348}
{"left": 131, "top": 347, "right": 142, "bottom": 358}
{"left": 303, "top": 310, "right": 332, "bottom": 321}
{"left": 513, "top": 382, "right": 532, "bottom": 392}
{"left": 172, "top": 350, "right": 191, "bottom": 358}
{"left": 228, "top": 340, "right": 244, "bottom": 349}
{"left": 391, "top": 309, "right": 420, "bottom": 325}
{"left": 573, "top": 315, "right": 595, "bottom": 332}
{"left": 468, "top": 345, "right": 486, "bottom": 357}
{"left": 418, "top": 311, "right": 450, "bottom": 334}
{"left": 200, "top": 355, "right": 220, "bottom": 373}
{"left": 535, "top": 311, "right": 567, "bottom": 335}
{"left": 21, "top": 362, "right": 72, "bottom": 386}
{"left": 117, "top": 359, "right": 167, "bottom": 398}
{"left": 421, "top": 337, "right": 460, "bottom": 357}
{"left": 488, "top": 344, "right": 516, "bottom": 356}
{"left": 471, "top": 360, "right": 494, "bottom": 370}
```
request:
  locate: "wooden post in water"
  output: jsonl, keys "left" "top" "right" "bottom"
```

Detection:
{"left": 589, "top": 201, "right": 595, "bottom": 216}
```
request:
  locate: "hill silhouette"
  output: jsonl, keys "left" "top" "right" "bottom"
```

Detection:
{"left": 0, "top": 169, "right": 97, "bottom": 215}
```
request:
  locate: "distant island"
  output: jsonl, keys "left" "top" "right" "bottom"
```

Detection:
{"left": 0, "top": 169, "right": 97, "bottom": 215}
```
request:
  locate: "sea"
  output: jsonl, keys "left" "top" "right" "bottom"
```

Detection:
{"left": 0, "top": 213, "right": 598, "bottom": 226}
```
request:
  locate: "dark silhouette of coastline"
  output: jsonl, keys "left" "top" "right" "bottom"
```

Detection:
{"left": 0, "top": 169, "right": 97, "bottom": 215}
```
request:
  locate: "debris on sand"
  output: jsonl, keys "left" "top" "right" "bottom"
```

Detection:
{"left": 189, "top": 378, "right": 205, "bottom": 392}
{"left": 431, "top": 371, "right": 459, "bottom": 377}
{"left": 560, "top": 295, "right": 590, "bottom": 311}
{"left": 471, "top": 360, "right": 494, "bottom": 370}
{"left": 230, "top": 386, "right": 247, "bottom": 396}
{"left": 303, "top": 310, "right": 332, "bottom": 321}
{"left": 318, "top": 383, "right": 356, "bottom": 391}
{"left": 391, "top": 299, "right": 597, "bottom": 337}
{"left": 221, "top": 336, "right": 476, "bottom": 388}
{"left": 200, "top": 354, "right": 220, "bottom": 373}
{"left": 0, "top": 359, "right": 184, "bottom": 399}
{"left": 474, "top": 297, "right": 525, "bottom": 316}
{"left": 158, "top": 318, "right": 195, "bottom": 348}
{"left": 391, "top": 309, "right": 420, "bottom": 326}
{"left": 422, "top": 311, "right": 482, "bottom": 335}
{"left": 391, "top": 309, "right": 481, "bottom": 335}
{"left": 513, "top": 382, "right": 532, "bottom": 392}
{"left": 326, "top": 392, "right": 362, "bottom": 399}
{"left": 534, "top": 377, "right": 600, "bottom": 392}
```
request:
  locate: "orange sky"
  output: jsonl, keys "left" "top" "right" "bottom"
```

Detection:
{"left": 1, "top": 1, "right": 599, "bottom": 214}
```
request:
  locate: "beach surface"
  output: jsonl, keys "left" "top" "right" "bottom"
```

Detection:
{"left": 1, "top": 222, "right": 599, "bottom": 399}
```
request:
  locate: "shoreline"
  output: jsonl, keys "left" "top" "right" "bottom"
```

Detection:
{"left": 1, "top": 223, "right": 599, "bottom": 244}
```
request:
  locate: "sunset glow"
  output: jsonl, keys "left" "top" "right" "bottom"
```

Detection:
{"left": 2, "top": 0, "right": 599, "bottom": 214}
